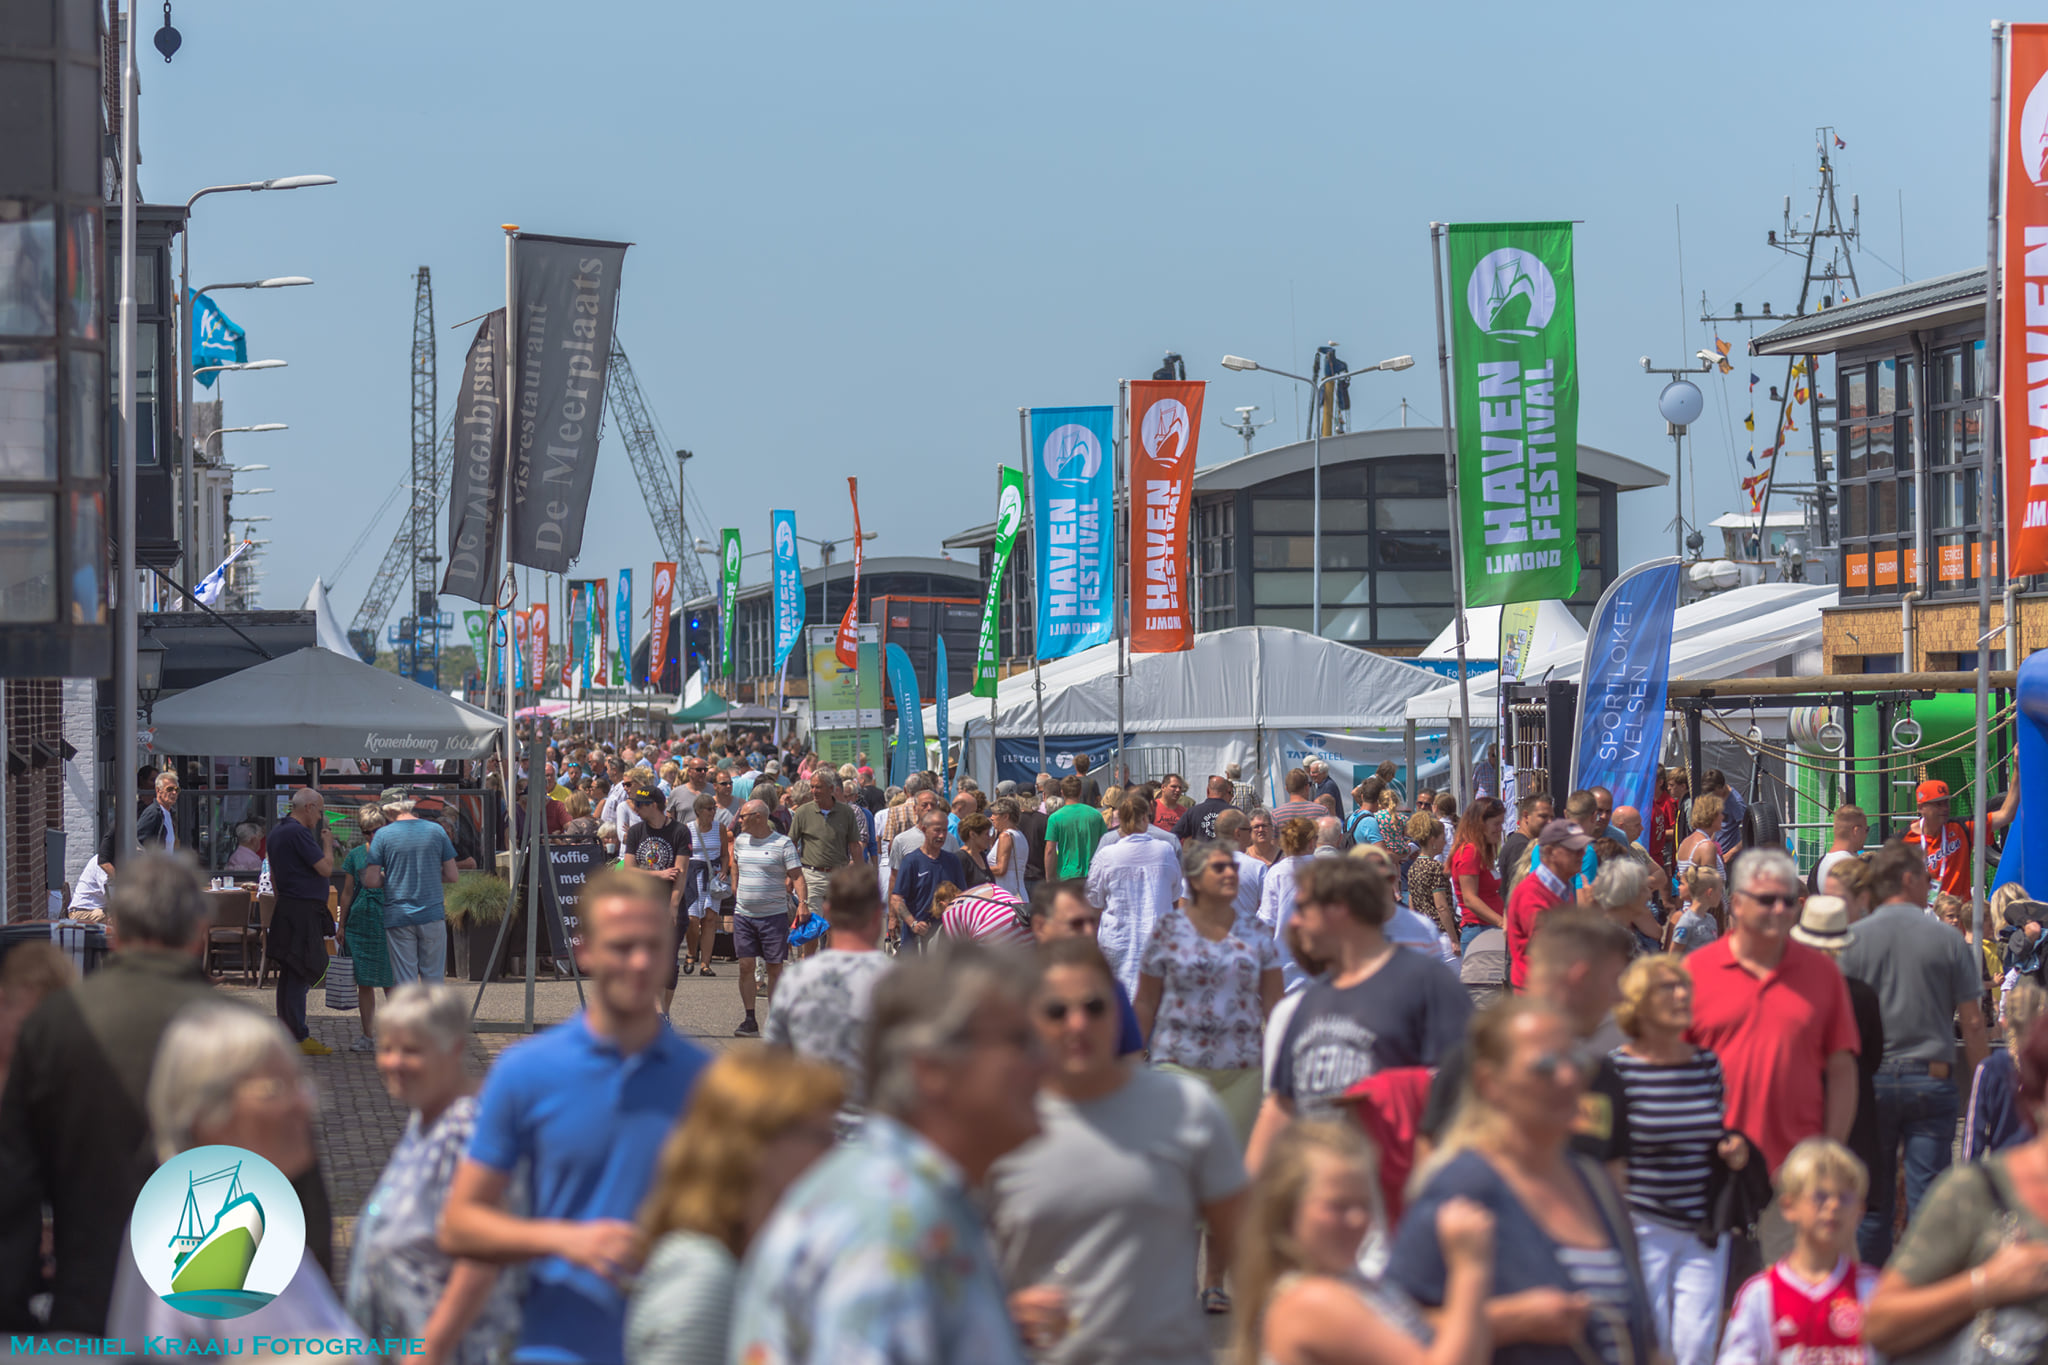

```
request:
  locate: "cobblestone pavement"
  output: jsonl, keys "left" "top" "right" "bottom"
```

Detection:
{"left": 218, "top": 959, "right": 752, "bottom": 1285}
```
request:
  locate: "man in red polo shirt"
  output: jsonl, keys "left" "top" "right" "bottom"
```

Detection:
{"left": 1687, "top": 846, "right": 1859, "bottom": 1259}
{"left": 1504, "top": 819, "right": 1588, "bottom": 990}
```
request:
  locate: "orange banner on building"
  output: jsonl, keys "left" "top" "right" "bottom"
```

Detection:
{"left": 1128, "top": 380, "right": 1204, "bottom": 653}
{"left": 2004, "top": 23, "right": 2048, "bottom": 574}
{"left": 648, "top": 562, "right": 676, "bottom": 686}
{"left": 835, "top": 477, "right": 863, "bottom": 667}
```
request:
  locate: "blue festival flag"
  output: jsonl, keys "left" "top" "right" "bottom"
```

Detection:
{"left": 1568, "top": 557, "right": 1683, "bottom": 813}
{"left": 885, "top": 642, "right": 925, "bottom": 788}
{"left": 935, "top": 635, "right": 950, "bottom": 798}
{"left": 1028, "top": 406, "right": 1116, "bottom": 660}
{"left": 615, "top": 569, "right": 633, "bottom": 686}
{"left": 189, "top": 292, "right": 247, "bottom": 388}
{"left": 573, "top": 583, "right": 593, "bottom": 689}
{"left": 1997, "top": 650, "right": 2048, "bottom": 898}
{"left": 771, "top": 510, "right": 806, "bottom": 672}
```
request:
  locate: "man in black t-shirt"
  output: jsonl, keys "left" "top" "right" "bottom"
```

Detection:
{"left": 621, "top": 785, "right": 693, "bottom": 1012}
{"left": 1497, "top": 792, "right": 1554, "bottom": 896}
{"left": 1416, "top": 909, "right": 1633, "bottom": 1163}
{"left": 1245, "top": 857, "right": 1473, "bottom": 1176}
{"left": 1174, "top": 775, "right": 1236, "bottom": 843}
{"left": 1070, "top": 753, "right": 1103, "bottom": 809}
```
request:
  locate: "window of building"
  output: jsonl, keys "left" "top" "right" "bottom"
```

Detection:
{"left": 1925, "top": 341, "right": 1987, "bottom": 596}
{"left": 1832, "top": 349, "right": 1922, "bottom": 600}
{"left": 1196, "top": 497, "right": 1235, "bottom": 630}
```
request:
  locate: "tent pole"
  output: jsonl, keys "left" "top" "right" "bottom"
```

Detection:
{"left": 1115, "top": 380, "right": 1128, "bottom": 787}
{"left": 1405, "top": 721, "right": 1418, "bottom": 803}
{"left": 1023, "top": 408, "right": 1048, "bottom": 778}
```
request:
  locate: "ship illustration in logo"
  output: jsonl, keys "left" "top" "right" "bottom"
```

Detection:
{"left": 1141, "top": 398, "right": 1192, "bottom": 464}
{"left": 164, "top": 1160, "right": 273, "bottom": 1317}
{"left": 1041, "top": 424, "right": 1102, "bottom": 483}
{"left": 995, "top": 484, "right": 1024, "bottom": 542}
{"left": 775, "top": 519, "right": 796, "bottom": 558}
{"left": 2023, "top": 68, "right": 2048, "bottom": 187}
{"left": 1464, "top": 246, "right": 1557, "bottom": 343}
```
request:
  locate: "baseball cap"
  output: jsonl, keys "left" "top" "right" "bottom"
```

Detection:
{"left": 1536, "top": 819, "right": 1591, "bottom": 852}
{"left": 1916, "top": 779, "right": 1950, "bottom": 804}
{"left": 628, "top": 785, "right": 663, "bottom": 806}
{"left": 765, "top": 761, "right": 781, "bottom": 775}
{"left": 1790, "top": 895, "right": 1851, "bottom": 951}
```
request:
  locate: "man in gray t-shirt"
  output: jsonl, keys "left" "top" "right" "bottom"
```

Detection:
{"left": 987, "top": 1065, "right": 1244, "bottom": 1357}
{"left": 1836, "top": 840, "right": 1989, "bottom": 1264}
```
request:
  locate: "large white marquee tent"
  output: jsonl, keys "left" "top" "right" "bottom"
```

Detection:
{"left": 923, "top": 626, "right": 1451, "bottom": 802}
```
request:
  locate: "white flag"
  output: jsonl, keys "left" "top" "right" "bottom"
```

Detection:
{"left": 195, "top": 541, "right": 252, "bottom": 607}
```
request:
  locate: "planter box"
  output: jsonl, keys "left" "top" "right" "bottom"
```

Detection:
{"left": 449, "top": 919, "right": 511, "bottom": 982}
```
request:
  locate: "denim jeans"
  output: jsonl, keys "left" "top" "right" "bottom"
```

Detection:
{"left": 1858, "top": 1065, "right": 1959, "bottom": 1264}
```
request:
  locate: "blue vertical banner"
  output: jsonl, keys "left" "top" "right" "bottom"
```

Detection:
{"left": 885, "top": 642, "right": 926, "bottom": 788}
{"left": 1996, "top": 649, "right": 2048, "bottom": 897}
{"left": 1029, "top": 406, "right": 1115, "bottom": 660}
{"left": 615, "top": 569, "right": 633, "bottom": 686}
{"left": 935, "top": 635, "right": 950, "bottom": 798}
{"left": 495, "top": 608, "right": 519, "bottom": 687}
{"left": 771, "top": 509, "right": 806, "bottom": 672}
{"left": 574, "top": 583, "right": 593, "bottom": 689}
{"left": 1569, "top": 557, "right": 1682, "bottom": 814}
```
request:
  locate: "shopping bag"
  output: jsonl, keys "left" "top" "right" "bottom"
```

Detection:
{"left": 324, "top": 948, "right": 358, "bottom": 1010}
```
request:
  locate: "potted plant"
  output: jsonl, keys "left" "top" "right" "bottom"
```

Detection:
{"left": 445, "top": 872, "right": 511, "bottom": 982}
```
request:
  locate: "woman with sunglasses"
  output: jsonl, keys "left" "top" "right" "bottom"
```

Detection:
{"left": 1135, "top": 841, "right": 1283, "bottom": 1313}
{"left": 989, "top": 937, "right": 1248, "bottom": 1363}
{"left": 1391, "top": 999, "right": 1657, "bottom": 1365}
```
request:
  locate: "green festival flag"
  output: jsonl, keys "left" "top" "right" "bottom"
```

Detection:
{"left": 1447, "top": 222, "right": 1580, "bottom": 607}
{"left": 462, "top": 609, "right": 487, "bottom": 659}
{"left": 719, "top": 528, "right": 741, "bottom": 674}
{"left": 974, "top": 466, "right": 1027, "bottom": 698}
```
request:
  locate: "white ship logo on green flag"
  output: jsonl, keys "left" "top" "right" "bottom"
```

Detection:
{"left": 1448, "top": 223, "right": 1580, "bottom": 606}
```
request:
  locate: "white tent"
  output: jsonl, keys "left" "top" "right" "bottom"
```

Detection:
{"left": 1404, "top": 582, "right": 1837, "bottom": 724}
{"left": 922, "top": 626, "right": 1452, "bottom": 802}
{"left": 1420, "top": 600, "right": 1586, "bottom": 663}
{"left": 147, "top": 647, "right": 505, "bottom": 759}
{"left": 302, "top": 578, "right": 356, "bottom": 658}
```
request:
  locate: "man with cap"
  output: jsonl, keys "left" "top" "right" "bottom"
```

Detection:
{"left": 1904, "top": 779, "right": 1975, "bottom": 903}
{"left": 1503, "top": 819, "right": 1590, "bottom": 991}
{"left": 1789, "top": 893, "right": 1887, "bottom": 1206}
{"left": 1837, "top": 838, "right": 1987, "bottom": 1262}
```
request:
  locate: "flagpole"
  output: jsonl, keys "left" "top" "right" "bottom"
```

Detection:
{"left": 114, "top": 0, "right": 139, "bottom": 862}
{"left": 1023, "top": 407, "right": 1048, "bottom": 778}
{"left": 1115, "top": 379, "right": 1128, "bottom": 788}
{"left": 1431, "top": 223, "right": 1475, "bottom": 806}
{"left": 499, "top": 229, "right": 518, "bottom": 848}
{"left": 1974, "top": 20, "right": 2005, "bottom": 966}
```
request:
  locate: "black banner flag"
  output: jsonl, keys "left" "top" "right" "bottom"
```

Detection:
{"left": 441, "top": 310, "right": 506, "bottom": 602}
{"left": 507, "top": 233, "right": 629, "bottom": 573}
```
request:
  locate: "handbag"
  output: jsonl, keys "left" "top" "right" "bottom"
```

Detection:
{"left": 323, "top": 947, "right": 359, "bottom": 1010}
{"left": 1889, "top": 1165, "right": 2048, "bottom": 1365}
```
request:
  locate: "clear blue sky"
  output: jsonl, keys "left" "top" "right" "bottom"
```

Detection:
{"left": 139, "top": 1, "right": 2009, "bottom": 618}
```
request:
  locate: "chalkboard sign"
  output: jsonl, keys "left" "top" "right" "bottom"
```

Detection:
{"left": 542, "top": 840, "right": 608, "bottom": 957}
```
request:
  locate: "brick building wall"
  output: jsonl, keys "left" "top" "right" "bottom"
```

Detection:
{"left": 5, "top": 680, "right": 63, "bottom": 920}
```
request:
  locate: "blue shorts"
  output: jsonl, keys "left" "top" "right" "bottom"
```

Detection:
{"left": 734, "top": 912, "right": 791, "bottom": 964}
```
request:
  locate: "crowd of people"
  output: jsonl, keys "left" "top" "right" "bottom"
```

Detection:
{"left": 4, "top": 730, "right": 2046, "bottom": 1365}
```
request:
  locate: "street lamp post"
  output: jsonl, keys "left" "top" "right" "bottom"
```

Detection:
{"left": 178, "top": 174, "right": 332, "bottom": 593}
{"left": 1220, "top": 352, "right": 1414, "bottom": 635}
{"left": 192, "top": 424, "right": 284, "bottom": 576}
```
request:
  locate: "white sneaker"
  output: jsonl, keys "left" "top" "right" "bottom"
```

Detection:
{"left": 349, "top": 1034, "right": 376, "bottom": 1053}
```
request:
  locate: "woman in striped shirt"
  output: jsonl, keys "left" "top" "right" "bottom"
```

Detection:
{"left": 1608, "top": 954, "right": 1749, "bottom": 1365}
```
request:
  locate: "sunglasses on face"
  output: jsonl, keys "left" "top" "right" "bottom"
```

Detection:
{"left": 1039, "top": 996, "right": 1110, "bottom": 1022}
{"left": 1743, "top": 893, "right": 1800, "bottom": 909}
{"left": 1204, "top": 860, "right": 1234, "bottom": 875}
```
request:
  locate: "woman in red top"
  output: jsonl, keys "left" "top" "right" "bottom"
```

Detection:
{"left": 1447, "top": 796, "right": 1506, "bottom": 955}
{"left": 1649, "top": 767, "right": 1687, "bottom": 875}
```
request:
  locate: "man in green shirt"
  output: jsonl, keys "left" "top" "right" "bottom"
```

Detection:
{"left": 790, "top": 772, "right": 865, "bottom": 932}
{"left": 1045, "top": 774, "right": 1107, "bottom": 879}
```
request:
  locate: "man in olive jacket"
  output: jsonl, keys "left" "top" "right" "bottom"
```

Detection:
{"left": 0, "top": 850, "right": 332, "bottom": 1333}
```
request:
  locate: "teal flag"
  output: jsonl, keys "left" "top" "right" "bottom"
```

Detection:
{"left": 1447, "top": 222, "right": 1580, "bottom": 606}
{"left": 189, "top": 291, "right": 247, "bottom": 388}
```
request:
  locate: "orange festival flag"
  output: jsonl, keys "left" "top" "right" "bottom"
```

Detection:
{"left": 2005, "top": 24, "right": 2048, "bottom": 574}
{"left": 1127, "top": 380, "right": 1205, "bottom": 653}
{"left": 648, "top": 562, "right": 676, "bottom": 686}
{"left": 835, "top": 478, "right": 863, "bottom": 667}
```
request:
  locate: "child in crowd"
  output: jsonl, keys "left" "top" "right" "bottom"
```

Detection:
{"left": 1718, "top": 1138, "right": 1877, "bottom": 1365}
{"left": 1668, "top": 866, "right": 1724, "bottom": 954}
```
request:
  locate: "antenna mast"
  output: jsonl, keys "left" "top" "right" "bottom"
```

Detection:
{"left": 1700, "top": 126, "right": 1861, "bottom": 566}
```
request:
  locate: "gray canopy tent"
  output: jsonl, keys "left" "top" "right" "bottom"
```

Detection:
{"left": 145, "top": 646, "right": 503, "bottom": 760}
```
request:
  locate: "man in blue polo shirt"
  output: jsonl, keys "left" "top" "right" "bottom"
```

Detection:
{"left": 441, "top": 867, "right": 708, "bottom": 1365}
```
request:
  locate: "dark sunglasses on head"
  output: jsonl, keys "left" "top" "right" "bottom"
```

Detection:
{"left": 1040, "top": 996, "right": 1109, "bottom": 1022}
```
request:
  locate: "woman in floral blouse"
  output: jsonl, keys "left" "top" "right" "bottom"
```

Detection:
{"left": 1405, "top": 810, "right": 1457, "bottom": 944}
{"left": 1136, "top": 840, "right": 1283, "bottom": 1311}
